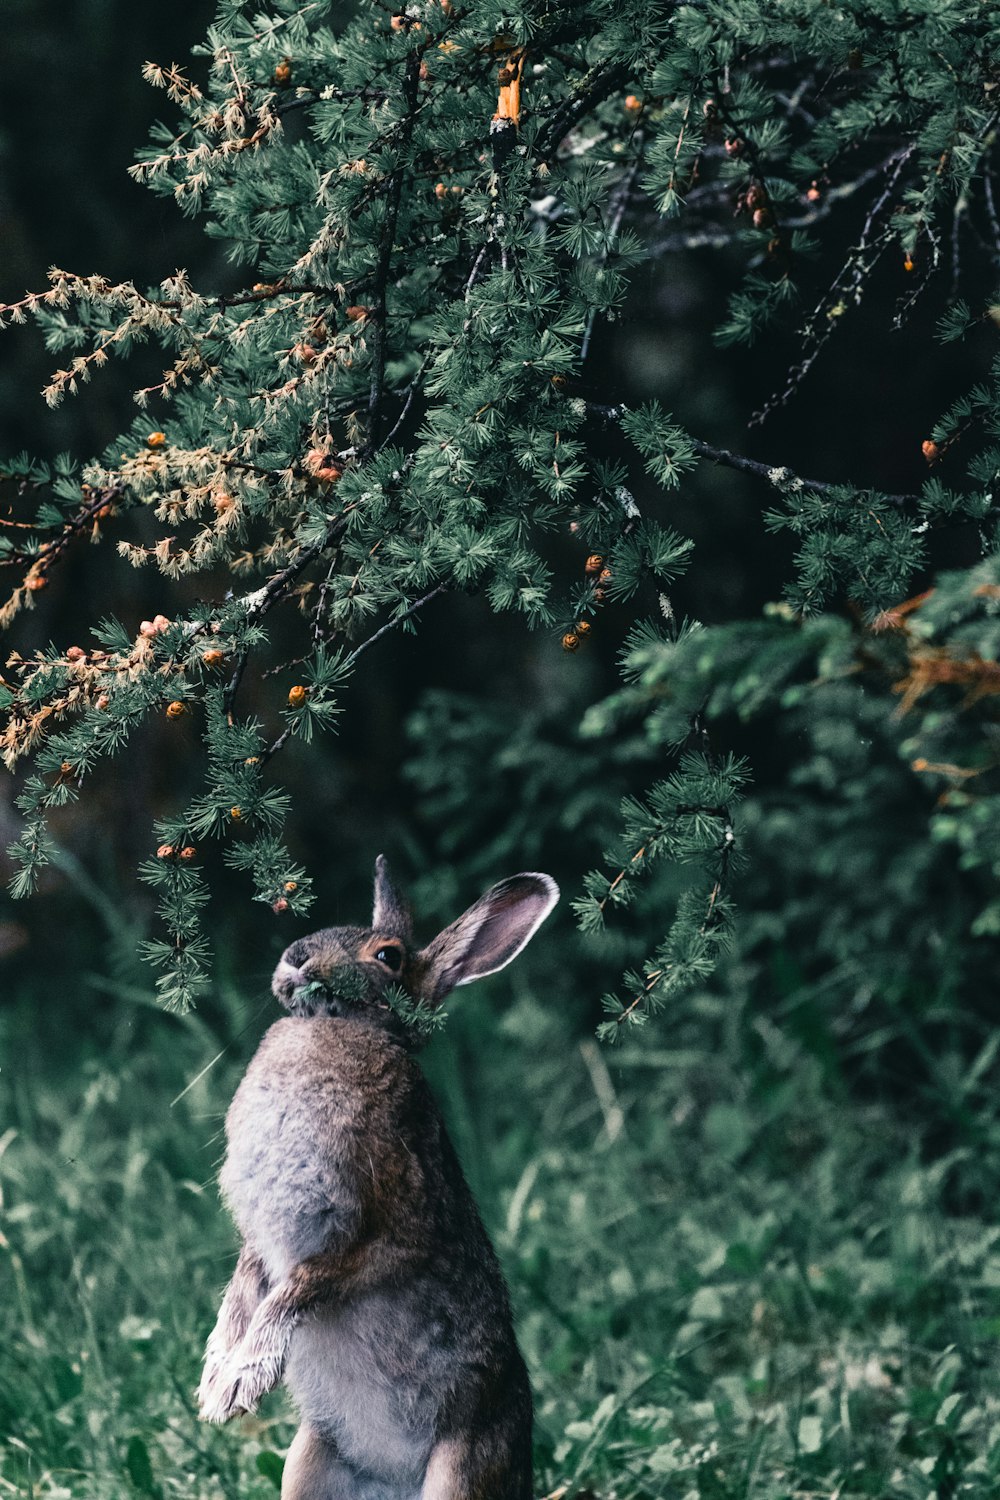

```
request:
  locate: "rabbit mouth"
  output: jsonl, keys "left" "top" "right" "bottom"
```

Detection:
{"left": 273, "top": 960, "right": 378, "bottom": 1018}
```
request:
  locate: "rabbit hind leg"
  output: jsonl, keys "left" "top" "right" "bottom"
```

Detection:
{"left": 420, "top": 1429, "right": 533, "bottom": 1500}
{"left": 282, "top": 1425, "right": 419, "bottom": 1500}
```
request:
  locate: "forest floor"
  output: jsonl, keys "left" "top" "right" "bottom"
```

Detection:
{"left": 2, "top": 972, "right": 999, "bottom": 1500}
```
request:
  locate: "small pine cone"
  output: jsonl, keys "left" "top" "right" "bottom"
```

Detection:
{"left": 724, "top": 137, "right": 744, "bottom": 158}
{"left": 288, "top": 684, "right": 308, "bottom": 708}
{"left": 562, "top": 632, "right": 581, "bottom": 652}
{"left": 272, "top": 897, "right": 290, "bottom": 913}
{"left": 166, "top": 700, "right": 186, "bottom": 719}
{"left": 179, "top": 846, "right": 197, "bottom": 861}
{"left": 66, "top": 646, "right": 86, "bottom": 662}
{"left": 598, "top": 567, "right": 613, "bottom": 584}
{"left": 140, "top": 620, "right": 158, "bottom": 639}
{"left": 273, "top": 58, "right": 292, "bottom": 85}
{"left": 244, "top": 756, "right": 259, "bottom": 766}
{"left": 230, "top": 805, "right": 243, "bottom": 821}
{"left": 922, "top": 440, "right": 940, "bottom": 462}
{"left": 344, "top": 305, "right": 370, "bottom": 323}
{"left": 390, "top": 13, "right": 406, "bottom": 28}
{"left": 435, "top": 182, "right": 449, "bottom": 199}
{"left": 293, "top": 342, "right": 317, "bottom": 364}
{"left": 152, "top": 614, "right": 171, "bottom": 633}
{"left": 284, "top": 880, "right": 298, "bottom": 892}
{"left": 96, "top": 693, "right": 110, "bottom": 710}
{"left": 213, "top": 492, "right": 234, "bottom": 513}
{"left": 305, "top": 447, "right": 342, "bottom": 483}
{"left": 624, "top": 94, "right": 643, "bottom": 115}
{"left": 594, "top": 588, "right": 607, "bottom": 602}
{"left": 806, "top": 184, "right": 821, "bottom": 203}
{"left": 147, "top": 431, "right": 166, "bottom": 448}
{"left": 60, "top": 760, "right": 73, "bottom": 776}
{"left": 584, "top": 554, "right": 604, "bottom": 575}
{"left": 575, "top": 620, "right": 593, "bottom": 636}
{"left": 157, "top": 844, "right": 175, "bottom": 860}
{"left": 202, "top": 648, "right": 224, "bottom": 667}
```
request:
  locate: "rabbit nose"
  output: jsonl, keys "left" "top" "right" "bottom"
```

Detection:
{"left": 273, "top": 957, "right": 306, "bottom": 999}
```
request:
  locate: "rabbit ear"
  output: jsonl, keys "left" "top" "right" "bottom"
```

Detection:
{"left": 415, "top": 873, "right": 558, "bottom": 1005}
{"left": 372, "top": 855, "right": 413, "bottom": 939}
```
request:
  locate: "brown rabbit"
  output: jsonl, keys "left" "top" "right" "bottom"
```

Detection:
{"left": 197, "top": 856, "right": 558, "bottom": 1500}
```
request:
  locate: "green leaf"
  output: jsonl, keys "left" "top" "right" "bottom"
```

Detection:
{"left": 125, "top": 1435, "right": 157, "bottom": 1496}
{"left": 256, "top": 1451, "right": 285, "bottom": 1490}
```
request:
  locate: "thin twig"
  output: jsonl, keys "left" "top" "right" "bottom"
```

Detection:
{"left": 343, "top": 582, "right": 449, "bottom": 668}
{"left": 585, "top": 402, "right": 922, "bottom": 507}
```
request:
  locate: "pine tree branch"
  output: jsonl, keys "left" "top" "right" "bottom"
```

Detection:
{"left": 343, "top": 582, "right": 449, "bottom": 668}
{"left": 585, "top": 401, "right": 923, "bottom": 507}
{"left": 0, "top": 484, "right": 123, "bottom": 582}
{"left": 689, "top": 439, "right": 921, "bottom": 506}
{"left": 534, "top": 60, "right": 629, "bottom": 162}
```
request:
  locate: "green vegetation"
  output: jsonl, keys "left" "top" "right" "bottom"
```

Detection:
{"left": 4, "top": 958, "right": 1000, "bottom": 1499}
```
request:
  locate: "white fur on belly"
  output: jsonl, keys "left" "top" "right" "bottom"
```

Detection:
{"left": 285, "top": 1297, "right": 446, "bottom": 1483}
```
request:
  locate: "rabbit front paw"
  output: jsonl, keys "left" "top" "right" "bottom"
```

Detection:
{"left": 198, "top": 1349, "right": 283, "bottom": 1423}
{"left": 196, "top": 1349, "right": 228, "bottom": 1418}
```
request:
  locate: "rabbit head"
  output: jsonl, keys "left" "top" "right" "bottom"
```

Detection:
{"left": 271, "top": 855, "right": 558, "bottom": 1033}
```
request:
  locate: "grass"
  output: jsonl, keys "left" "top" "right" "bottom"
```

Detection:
{"left": 2, "top": 961, "right": 999, "bottom": 1499}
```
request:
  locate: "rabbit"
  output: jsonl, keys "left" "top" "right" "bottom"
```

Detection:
{"left": 197, "top": 855, "right": 559, "bottom": 1500}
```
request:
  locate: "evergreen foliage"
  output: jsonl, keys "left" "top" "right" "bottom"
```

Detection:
{"left": 2, "top": 0, "right": 1000, "bottom": 1041}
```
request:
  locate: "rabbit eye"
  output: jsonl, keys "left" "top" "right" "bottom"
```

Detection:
{"left": 374, "top": 945, "right": 403, "bottom": 972}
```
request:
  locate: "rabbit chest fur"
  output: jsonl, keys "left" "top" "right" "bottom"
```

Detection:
{"left": 220, "top": 1015, "right": 523, "bottom": 1486}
